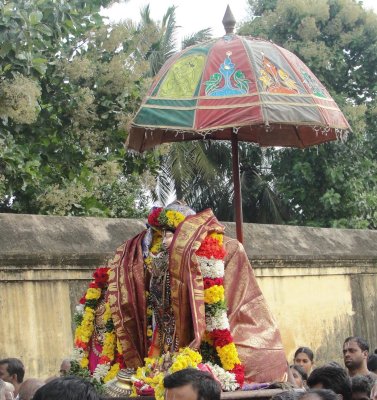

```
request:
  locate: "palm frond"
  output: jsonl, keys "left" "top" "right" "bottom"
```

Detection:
{"left": 139, "top": 4, "right": 152, "bottom": 25}
{"left": 181, "top": 28, "right": 212, "bottom": 49}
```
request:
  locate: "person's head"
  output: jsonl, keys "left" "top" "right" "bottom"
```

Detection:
{"left": 0, "top": 359, "right": 25, "bottom": 386}
{"left": 33, "top": 376, "right": 100, "bottom": 400}
{"left": 164, "top": 368, "right": 221, "bottom": 400}
{"left": 59, "top": 359, "right": 71, "bottom": 377}
{"left": 307, "top": 365, "right": 352, "bottom": 400}
{"left": 272, "top": 390, "right": 301, "bottom": 400}
{"left": 343, "top": 337, "right": 369, "bottom": 372}
{"left": 294, "top": 347, "right": 314, "bottom": 375}
{"left": 367, "top": 354, "right": 377, "bottom": 374}
{"left": 351, "top": 375, "right": 375, "bottom": 400}
{"left": 18, "top": 379, "right": 45, "bottom": 400}
{"left": 290, "top": 364, "right": 308, "bottom": 388}
{"left": 299, "top": 389, "right": 338, "bottom": 400}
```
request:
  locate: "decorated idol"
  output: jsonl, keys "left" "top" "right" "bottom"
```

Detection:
{"left": 73, "top": 202, "right": 287, "bottom": 396}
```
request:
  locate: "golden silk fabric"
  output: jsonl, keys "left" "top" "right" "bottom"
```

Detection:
{"left": 223, "top": 237, "right": 287, "bottom": 382}
{"left": 107, "top": 209, "right": 287, "bottom": 382}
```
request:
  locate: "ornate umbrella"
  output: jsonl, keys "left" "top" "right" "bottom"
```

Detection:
{"left": 127, "top": 7, "right": 350, "bottom": 243}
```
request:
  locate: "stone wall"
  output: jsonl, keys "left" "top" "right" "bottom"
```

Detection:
{"left": 1, "top": 214, "right": 376, "bottom": 379}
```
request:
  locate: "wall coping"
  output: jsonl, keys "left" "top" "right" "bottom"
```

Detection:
{"left": 1, "top": 214, "right": 376, "bottom": 266}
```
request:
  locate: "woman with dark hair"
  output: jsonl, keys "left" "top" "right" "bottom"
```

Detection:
{"left": 294, "top": 347, "right": 314, "bottom": 375}
{"left": 290, "top": 364, "right": 308, "bottom": 389}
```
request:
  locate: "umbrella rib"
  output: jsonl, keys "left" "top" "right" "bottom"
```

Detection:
{"left": 294, "top": 125, "right": 305, "bottom": 148}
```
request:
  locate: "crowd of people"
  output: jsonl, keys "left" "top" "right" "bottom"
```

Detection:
{"left": 0, "top": 335, "right": 376, "bottom": 400}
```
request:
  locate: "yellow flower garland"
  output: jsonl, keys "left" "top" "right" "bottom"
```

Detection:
{"left": 102, "top": 331, "right": 116, "bottom": 360}
{"left": 204, "top": 285, "right": 225, "bottom": 304}
{"left": 85, "top": 287, "right": 101, "bottom": 300}
{"left": 216, "top": 343, "right": 241, "bottom": 371}
{"left": 104, "top": 362, "right": 120, "bottom": 383}
{"left": 75, "top": 307, "right": 95, "bottom": 343}
{"left": 165, "top": 210, "right": 185, "bottom": 228}
{"left": 133, "top": 348, "right": 202, "bottom": 400}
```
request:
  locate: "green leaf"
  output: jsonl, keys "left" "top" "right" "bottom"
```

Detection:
{"left": 0, "top": 42, "right": 12, "bottom": 57}
{"left": 29, "top": 11, "right": 43, "bottom": 25}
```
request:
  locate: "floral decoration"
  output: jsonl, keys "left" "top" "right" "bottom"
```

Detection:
{"left": 73, "top": 266, "right": 125, "bottom": 384}
{"left": 147, "top": 207, "right": 186, "bottom": 231}
{"left": 132, "top": 348, "right": 203, "bottom": 400}
{"left": 198, "top": 232, "right": 245, "bottom": 388}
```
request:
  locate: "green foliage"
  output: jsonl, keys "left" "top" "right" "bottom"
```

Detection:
{"left": 0, "top": 0, "right": 161, "bottom": 216}
{"left": 159, "top": 141, "right": 290, "bottom": 224}
{"left": 239, "top": 0, "right": 377, "bottom": 229}
{"left": 69, "top": 360, "right": 104, "bottom": 393}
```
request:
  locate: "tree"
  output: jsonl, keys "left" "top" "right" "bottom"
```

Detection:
{"left": 237, "top": 0, "right": 377, "bottom": 228}
{"left": 0, "top": 0, "right": 161, "bottom": 217}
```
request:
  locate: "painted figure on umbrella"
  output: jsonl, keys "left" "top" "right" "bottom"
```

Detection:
{"left": 73, "top": 202, "right": 287, "bottom": 389}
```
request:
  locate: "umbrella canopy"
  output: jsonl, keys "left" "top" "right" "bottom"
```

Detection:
{"left": 128, "top": 34, "right": 350, "bottom": 152}
{"left": 128, "top": 7, "right": 350, "bottom": 242}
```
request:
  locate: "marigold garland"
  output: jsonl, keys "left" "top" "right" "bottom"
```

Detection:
{"left": 132, "top": 348, "right": 203, "bottom": 400}
{"left": 73, "top": 266, "right": 124, "bottom": 384}
{"left": 198, "top": 232, "right": 245, "bottom": 388}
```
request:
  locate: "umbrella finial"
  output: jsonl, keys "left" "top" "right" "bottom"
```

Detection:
{"left": 222, "top": 5, "right": 236, "bottom": 34}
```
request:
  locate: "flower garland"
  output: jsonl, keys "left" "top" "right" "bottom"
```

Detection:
{"left": 197, "top": 232, "right": 245, "bottom": 388}
{"left": 132, "top": 348, "right": 203, "bottom": 400}
{"left": 73, "top": 267, "right": 125, "bottom": 383}
{"left": 147, "top": 206, "right": 186, "bottom": 231}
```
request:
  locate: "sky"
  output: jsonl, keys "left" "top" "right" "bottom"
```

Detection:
{"left": 101, "top": 0, "right": 377, "bottom": 46}
{"left": 101, "top": 0, "right": 252, "bottom": 45}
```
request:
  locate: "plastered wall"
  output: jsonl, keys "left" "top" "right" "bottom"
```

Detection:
{"left": 1, "top": 214, "right": 376, "bottom": 378}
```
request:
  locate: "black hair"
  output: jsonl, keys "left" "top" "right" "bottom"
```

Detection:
{"left": 294, "top": 347, "right": 314, "bottom": 362}
{"left": 307, "top": 365, "right": 352, "bottom": 400}
{"left": 367, "top": 354, "right": 377, "bottom": 372}
{"left": 299, "top": 389, "right": 338, "bottom": 400}
{"left": 0, "top": 358, "right": 25, "bottom": 384}
{"left": 351, "top": 375, "right": 375, "bottom": 397}
{"left": 290, "top": 364, "right": 308, "bottom": 381}
{"left": 163, "top": 368, "right": 221, "bottom": 400}
{"left": 272, "top": 390, "right": 301, "bottom": 400}
{"left": 33, "top": 376, "right": 100, "bottom": 400}
{"left": 343, "top": 336, "right": 369, "bottom": 352}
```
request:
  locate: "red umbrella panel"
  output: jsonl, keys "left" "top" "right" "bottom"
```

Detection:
{"left": 128, "top": 34, "right": 350, "bottom": 152}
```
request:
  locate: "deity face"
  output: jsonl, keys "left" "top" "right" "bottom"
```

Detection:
{"left": 162, "top": 230, "right": 174, "bottom": 250}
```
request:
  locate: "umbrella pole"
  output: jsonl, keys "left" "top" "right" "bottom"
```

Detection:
{"left": 231, "top": 130, "right": 244, "bottom": 244}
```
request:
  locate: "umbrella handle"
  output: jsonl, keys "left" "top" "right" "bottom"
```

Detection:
{"left": 231, "top": 129, "right": 244, "bottom": 244}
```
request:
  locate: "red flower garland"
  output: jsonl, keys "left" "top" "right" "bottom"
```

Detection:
{"left": 209, "top": 329, "right": 233, "bottom": 348}
{"left": 148, "top": 207, "right": 163, "bottom": 227}
{"left": 230, "top": 364, "right": 245, "bottom": 386}
{"left": 203, "top": 277, "right": 224, "bottom": 289}
{"left": 196, "top": 237, "right": 226, "bottom": 259}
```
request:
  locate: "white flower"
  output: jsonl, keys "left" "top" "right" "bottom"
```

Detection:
{"left": 93, "top": 363, "right": 110, "bottom": 382}
{"left": 205, "top": 362, "right": 239, "bottom": 391}
{"left": 205, "top": 310, "right": 230, "bottom": 331}
{"left": 197, "top": 257, "right": 224, "bottom": 278}
{"left": 71, "top": 347, "right": 84, "bottom": 361}
{"left": 75, "top": 304, "right": 85, "bottom": 314}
